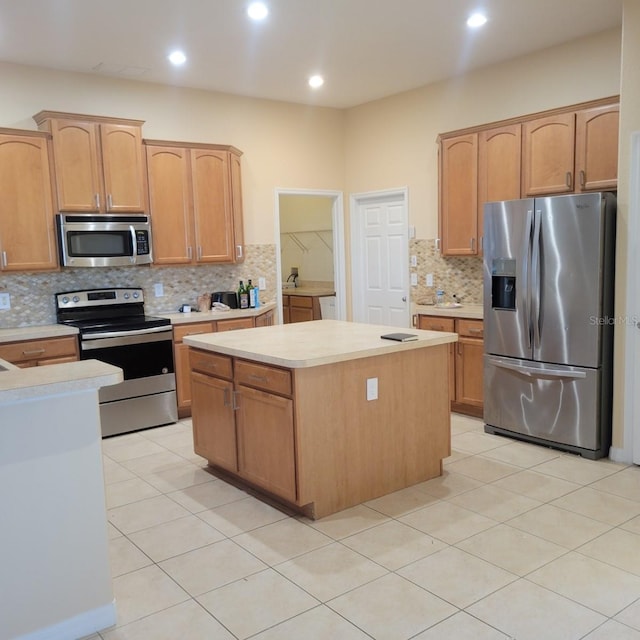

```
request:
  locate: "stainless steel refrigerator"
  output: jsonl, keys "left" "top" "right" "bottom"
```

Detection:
{"left": 483, "top": 192, "right": 616, "bottom": 459}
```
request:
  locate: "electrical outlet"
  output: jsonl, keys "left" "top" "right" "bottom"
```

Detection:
{"left": 366, "top": 377, "right": 378, "bottom": 401}
{"left": 154, "top": 283, "right": 164, "bottom": 297}
{"left": 410, "top": 255, "right": 417, "bottom": 267}
{"left": 426, "top": 273, "right": 434, "bottom": 287}
{"left": 410, "top": 273, "right": 418, "bottom": 286}
{"left": 0, "top": 292, "right": 10, "bottom": 310}
{"left": 258, "top": 277, "right": 266, "bottom": 290}
{"left": 291, "top": 267, "right": 298, "bottom": 276}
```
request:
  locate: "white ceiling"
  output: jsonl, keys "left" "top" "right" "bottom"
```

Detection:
{"left": 0, "top": 0, "right": 623, "bottom": 109}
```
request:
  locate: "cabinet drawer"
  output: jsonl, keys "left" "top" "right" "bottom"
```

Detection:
{"left": 0, "top": 336, "right": 78, "bottom": 364}
{"left": 235, "top": 360, "right": 292, "bottom": 396}
{"left": 456, "top": 319, "right": 484, "bottom": 339}
{"left": 289, "top": 295, "right": 313, "bottom": 308}
{"left": 417, "top": 316, "right": 455, "bottom": 332}
{"left": 190, "top": 349, "right": 233, "bottom": 380}
{"left": 173, "top": 322, "right": 215, "bottom": 343}
{"left": 216, "top": 317, "right": 254, "bottom": 332}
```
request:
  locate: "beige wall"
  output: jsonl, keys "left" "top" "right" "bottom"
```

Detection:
{"left": 0, "top": 61, "right": 345, "bottom": 245}
{"left": 345, "top": 28, "right": 621, "bottom": 239}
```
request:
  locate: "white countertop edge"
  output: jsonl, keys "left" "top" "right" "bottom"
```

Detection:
{"left": 163, "top": 303, "right": 276, "bottom": 325}
{"left": 0, "top": 324, "right": 79, "bottom": 344}
{"left": 0, "top": 360, "right": 123, "bottom": 403}
{"left": 185, "top": 320, "right": 457, "bottom": 369}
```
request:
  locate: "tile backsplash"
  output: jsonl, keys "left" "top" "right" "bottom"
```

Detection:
{"left": 0, "top": 244, "right": 277, "bottom": 328}
{"left": 410, "top": 239, "right": 483, "bottom": 306}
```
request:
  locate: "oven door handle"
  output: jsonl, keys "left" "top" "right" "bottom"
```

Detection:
{"left": 82, "top": 325, "right": 171, "bottom": 340}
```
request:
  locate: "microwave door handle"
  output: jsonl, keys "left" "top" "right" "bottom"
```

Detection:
{"left": 129, "top": 225, "right": 137, "bottom": 264}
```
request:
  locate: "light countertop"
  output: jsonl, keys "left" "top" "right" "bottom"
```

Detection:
{"left": 184, "top": 319, "right": 457, "bottom": 368}
{"left": 414, "top": 303, "right": 483, "bottom": 320}
{"left": 0, "top": 324, "right": 79, "bottom": 344}
{"left": 0, "top": 359, "right": 122, "bottom": 403}
{"left": 163, "top": 303, "right": 276, "bottom": 325}
{"left": 282, "top": 287, "right": 335, "bottom": 297}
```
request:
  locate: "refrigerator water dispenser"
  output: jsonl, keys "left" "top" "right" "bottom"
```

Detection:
{"left": 491, "top": 258, "right": 516, "bottom": 310}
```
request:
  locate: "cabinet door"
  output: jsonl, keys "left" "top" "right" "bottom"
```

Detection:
{"left": 522, "top": 113, "right": 575, "bottom": 196}
{"left": 229, "top": 149, "right": 245, "bottom": 263}
{"left": 478, "top": 124, "right": 521, "bottom": 254}
{"left": 440, "top": 134, "right": 478, "bottom": 255}
{"left": 49, "top": 119, "right": 102, "bottom": 211}
{"left": 174, "top": 342, "right": 193, "bottom": 410}
{"left": 191, "top": 149, "right": 234, "bottom": 263}
{"left": 0, "top": 133, "right": 57, "bottom": 271}
{"left": 417, "top": 315, "right": 455, "bottom": 402}
{"left": 146, "top": 145, "right": 194, "bottom": 265}
{"left": 575, "top": 104, "right": 619, "bottom": 192}
{"left": 100, "top": 124, "right": 146, "bottom": 212}
{"left": 236, "top": 384, "right": 296, "bottom": 502}
{"left": 455, "top": 337, "right": 484, "bottom": 408}
{"left": 191, "top": 371, "right": 237, "bottom": 471}
{"left": 254, "top": 309, "right": 274, "bottom": 327}
{"left": 216, "top": 317, "right": 254, "bottom": 332}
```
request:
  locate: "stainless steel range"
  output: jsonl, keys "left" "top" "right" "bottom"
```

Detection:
{"left": 56, "top": 288, "right": 178, "bottom": 437}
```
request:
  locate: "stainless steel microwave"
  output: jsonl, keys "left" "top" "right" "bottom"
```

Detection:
{"left": 56, "top": 214, "right": 153, "bottom": 267}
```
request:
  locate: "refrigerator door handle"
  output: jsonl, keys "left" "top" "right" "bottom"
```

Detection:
{"left": 487, "top": 357, "right": 587, "bottom": 380}
{"left": 523, "top": 209, "right": 534, "bottom": 349}
{"left": 531, "top": 209, "right": 542, "bottom": 350}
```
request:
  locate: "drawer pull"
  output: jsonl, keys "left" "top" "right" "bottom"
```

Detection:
{"left": 223, "top": 387, "right": 230, "bottom": 407}
{"left": 249, "top": 373, "right": 268, "bottom": 383}
{"left": 22, "top": 348, "right": 46, "bottom": 356}
{"left": 232, "top": 390, "right": 239, "bottom": 410}
{"left": 468, "top": 328, "right": 483, "bottom": 335}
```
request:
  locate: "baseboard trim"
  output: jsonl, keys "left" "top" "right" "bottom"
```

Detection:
{"left": 608, "top": 446, "right": 633, "bottom": 464}
{"left": 15, "top": 601, "right": 116, "bottom": 640}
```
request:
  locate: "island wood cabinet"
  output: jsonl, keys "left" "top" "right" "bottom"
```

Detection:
{"left": 0, "top": 336, "right": 79, "bottom": 367}
{"left": 34, "top": 111, "right": 146, "bottom": 213}
{"left": 173, "top": 309, "right": 274, "bottom": 416}
{"left": 145, "top": 141, "right": 245, "bottom": 265}
{"left": 189, "top": 336, "right": 451, "bottom": 519}
{"left": 417, "top": 315, "right": 483, "bottom": 417}
{"left": 0, "top": 129, "right": 58, "bottom": 271}
{"left": 191, "top": 352, "right": 296, "bottom": 502}
{"left": 282, "top": 294, "right": 322, "bottom": 323}
{"left": 438, "top": 98, "right": 619, "bottom": 257}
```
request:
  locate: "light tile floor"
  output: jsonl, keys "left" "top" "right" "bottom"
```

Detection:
{"left": 86, "top": 414, "right": 640, "bottom": 640}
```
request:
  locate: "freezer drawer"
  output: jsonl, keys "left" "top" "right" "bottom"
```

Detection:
{"left": 483, "top": 355, "right": 609, "bottom": 458}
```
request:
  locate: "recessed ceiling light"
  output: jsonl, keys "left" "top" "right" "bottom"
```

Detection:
{"left": 247, "top": 2, "right": 269, "bottom": 20}
{"left": 309, "top": 75, "right": 324, "bottom": 89}
{"left": 467, "top": 12, "right": 487, "bottom": 28}
{"left": 168, "top": 50, "right": 187, "bottom": 66}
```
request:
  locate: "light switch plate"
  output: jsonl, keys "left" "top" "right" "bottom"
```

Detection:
{"left": 410, "top": 273, "right": 418, "bottom": 286}
{"left": 410, "top": 255, "right": 417, "bottom": 267}
{"left": 154, "top": 283, "right": 164, "bottom": 297}
{"left": 0, "top": 292, "right": 10, "bottom": 310}
{"left": 258, "top": 277, "right": 266, "bottom": 290}
{"left": 426, "top": 273, "right": 434, "bottom": 287}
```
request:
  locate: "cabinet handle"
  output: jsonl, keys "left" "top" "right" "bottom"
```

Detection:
{"left": 22, "top": 348, "right": 46, "bottom": 356}
{"left": 1, "top": 251, "right": 6, "bottom": 267}
{"left": 107, "top": 194, "right": 113, "bottom": 209}
{"left": 236, "top": 245, "right": 243, "bottom": 259}
{"left": 435, "top": 238, "right": 441, "bottom": 253}
{"left": 480, "top": 236, "right": 483, "bottom": 252}
{"left": 197, "top": 246, "right": 202, "bottom": 260}
{"left": 579, "top": 170, "right": 586, "bottom": 188}
{"left": 232, "top": 390, "right": 239, "bottom": 410}
{"left": 468, "top": 328, "right": 483, "bottom": 335}
{"left": 95, "top": 193, "right": 100, "bottom": 209}
{"left": 249, "top": 373, "right": 268, "bottom": 383}
{"left": 412, "top": 314, "right": 417, "bottom": 327}
{"left": 187, "top": 246, "right": 193, "bottom": 260}
{"left": 565, "top": 171, "right": 572, "bottom": 188}
{"left": 470, "top": 237, "right": 475, "bottom": 251}
{"left": 223, "top": 387, "right": 230, "bottom": 407}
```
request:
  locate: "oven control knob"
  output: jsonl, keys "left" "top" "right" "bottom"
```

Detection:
{"left": 123, "top": 293, "right": 130, "bottom": 300}
{"left": 133, "top": 291, "right": 139, "bottom": 299}
{"left": 72, "top": 296, "right": 80, "bottom": 303}
{"left": 61, "top": 296, "right": 69, "bottom": 304}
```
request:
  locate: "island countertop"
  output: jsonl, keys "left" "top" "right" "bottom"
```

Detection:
{"left": 184, "top": 318, "right": 457, "bottom": 368}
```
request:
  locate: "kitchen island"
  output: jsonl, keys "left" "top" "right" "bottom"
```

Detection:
{"left": 185, "top": 319, "right": 457, "bottom": 519}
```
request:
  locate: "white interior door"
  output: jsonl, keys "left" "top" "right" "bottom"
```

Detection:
{"left": 629, "top": 133, "right": 640, "bottom": 464}
{"left": 351, "top": 189, "right": 409, "bottom": 327}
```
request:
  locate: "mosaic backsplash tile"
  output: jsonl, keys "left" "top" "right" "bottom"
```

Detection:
{"left": 0, "top": 245, "right": 277, "bottom": 328}
{"left": 410, "top": 238, "right": 483, "bottom": 306}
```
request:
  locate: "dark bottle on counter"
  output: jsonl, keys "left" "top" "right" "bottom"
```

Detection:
{"left": 238, "top": 280, "right": 249, "bottom": 309}
{"left": 247, "top": 279, "right": 256, "bottom": 308}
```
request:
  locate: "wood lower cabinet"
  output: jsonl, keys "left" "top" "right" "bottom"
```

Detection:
{"left": 282, "top": 295, "right": 322, "bottom": 323}
{"left": 418, "top": 314, "right": 483, "bottom": 417}
{"left": 0, "top": 129, "right": 58, "bottom": 271}
{"left": 0, "top": 336, "right": 79, "bottom": 367}
{"left": 145, "top": 141, "right": 244, "bottom": 265}
{"left": 34, "top": 111, "right": 146, "bottom": 213}
{"left": 173, "top": 309, "right": 275, "bottom": 417}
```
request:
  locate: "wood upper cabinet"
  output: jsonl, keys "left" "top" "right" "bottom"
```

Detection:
{"left": 439, "top": 133, "right": 478, "bottom": 256}
{"left": 33, "top": 111, "right": 146, "bottom": 213}
{"left": 0, "top": 129, "right": 58, "bottom": 271}
{"left": 575, "top": 104, "right": 619, "bottom": 192}
{"left": 522, "top": 112, "right": 576, "bottom": 196}
{"left": 478, "top": 124, "right": 522, "bottom": 252}
{"left": 146, "top": 140, "right": 244, "bottom": 265}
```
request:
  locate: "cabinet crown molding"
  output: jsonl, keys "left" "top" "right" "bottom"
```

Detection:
{"left": 33, "top": 110, "right": 145, "bottom": 127}
{"left": 144, "top": 138, "right": 242, "bottom": 156}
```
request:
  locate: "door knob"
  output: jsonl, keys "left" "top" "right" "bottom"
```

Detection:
{"left": 402, "top": 296, "right": 407, "bottom": 302}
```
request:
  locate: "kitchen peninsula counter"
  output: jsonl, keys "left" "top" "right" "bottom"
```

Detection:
{"left": 185, "top": 320, "right": 457, "bottom": 519}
